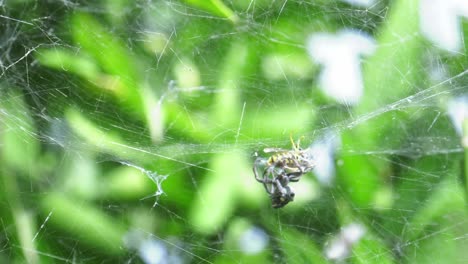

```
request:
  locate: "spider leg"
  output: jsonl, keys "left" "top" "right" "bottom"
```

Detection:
{"left": 281, "top": 165, "right": 301, "bottom": 182}
{"left": 270, "top": 179, "right": 295, "bottom": 208}
{"left": 253, "top": 158, "right": 266, "bottom": 183}
{"left": 288, "top": 173, "right": 302, "bottom": 182}
{"left": 285, "top": 159, "right": 305, "bottom": 182}
{"left": 262, "top": 166, "right": 278, "bottom": 194}
{"left": 292, "top": 158, "right": 304, "bottom": 174}
{"left": 284, "top": 185, "right": 295, "bottom": 200}
{"left": 274, "top": 177, "right": 287, "bottom": 195}
{"left": 253, "top": 159, "right": 277, "bottom": 194}
{"left": 276, "top": 173, "right": 290, "bottom": 188}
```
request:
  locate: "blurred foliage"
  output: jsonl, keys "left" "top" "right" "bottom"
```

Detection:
{"left": 0, "top": 0, "right": 467, "bottom": 263}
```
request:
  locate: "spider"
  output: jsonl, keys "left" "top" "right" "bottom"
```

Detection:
{"left": 269, "top": 174, "right": 296, "bottom": 208}
{"left": 253, "top": 135, "right": 315, "bottom": 208}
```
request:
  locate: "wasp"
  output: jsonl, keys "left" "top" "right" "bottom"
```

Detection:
{"left": 253, "top": 135, "right": 315, "bottom": 208}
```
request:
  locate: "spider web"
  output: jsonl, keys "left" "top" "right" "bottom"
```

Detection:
{"left": 0, "top": 0, "right": 467, "bottom": 263}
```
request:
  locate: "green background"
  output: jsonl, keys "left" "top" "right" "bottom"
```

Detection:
{"left": 0, "top": 0, "right": 467, "bottom": 263}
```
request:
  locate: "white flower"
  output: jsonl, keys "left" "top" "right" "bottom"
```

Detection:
{"left": 420, "top": 0, "right": 468, "bottom": 53}
{"left": 340, "top": 0, "right": 375, "bottom": 7}
{"left": 308, "top": 131, "right": 340, "bottom": 186}
{"left": 325, "top": 223, "right": 366, "bottom": 261}
{"left": 447, "top": 96, "right": 468, "bottom": 135}
{"left": 238, "top": 226, "right": 269, "bottom": 254}
{"left": 307, "top": 30, "right": 376, "bottom": 105}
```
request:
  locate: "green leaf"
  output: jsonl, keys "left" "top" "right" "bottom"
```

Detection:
{"left": 65, "top": 108, "right": 125, "bottom": 153}
{"left": 404, "top": 178, "right": 466, "bottom": 242}
{"left": 360, "top": 0, "right": 425, "bottom": 113}
{"left": 338, "top": 0, "right": 426, "bottom": 208}
{"left": 352, "top": 235, "right": 394, "bottom": 264}
{"left": 1, "top": 171, "right": 40, "bottom": 263}
{"left": 100, "top": 166, "right": 155, "bottom": 201}
{"left": 212, "top": 41, "right": 250, "bottom": 128}
{"left": 337, "top": 146, "right": 383, "bottom": 208}
{"left": 262, "top": 52, "right": 316, "bottom": 80}
{"left": 335, "top": 200, "right": 394, "bottom": 264}
{"left": 40, "top": 193, "right": 127, "bottom": 255}
{"left": 164, "top": 101, "right": 213, "bottom": 142}
{"left": 35, "top": 48, "right": 99, "bottom": 80}
{"left": 0, "top": 90, "right": 39, "bottom": 175}
{"left": 243, "top": 104, "right": 315, "bottom": 140}
{"left": 383, "top": 156, "right": 457, "bottom": 238}
{"left": 279, "top": 229, "right": 328, "bottom": 264}
{"left": 189, "top": 151, "right": 246, "bottom": 234}
{"left": 182, "top": 0, "right": 239, "bottom": 23}
{"left": 71, "top": 13, "right": 136, "bottom": 81}
{"left": 463, "top": 119, "right": 468, "bottom": 193}
{"left": 403, "top": 216, "right": 467, "bottom": 264}
{"left": 65, "top": 108, "right": 151, "bottom": 162}
{"left": 71, "top": 13, "right": 145, "bottom": 116}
